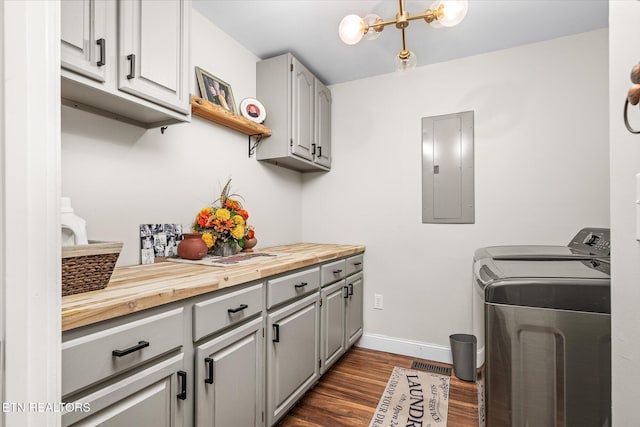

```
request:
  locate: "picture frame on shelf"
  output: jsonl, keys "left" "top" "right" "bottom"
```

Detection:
{"left": 239, "top": 98, "right": 267, "bottom": 123}
{"left": 195, "top": 66, "right": 237, "bottom": 114}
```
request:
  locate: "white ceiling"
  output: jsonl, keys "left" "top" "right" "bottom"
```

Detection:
{"left": 192, "top": 0, "right": 608, "bottom": 85}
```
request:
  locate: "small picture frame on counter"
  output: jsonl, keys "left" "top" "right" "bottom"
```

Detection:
{"left": 140, "top": 223, "right": 183, "bottom": 264}
{"left": 195, "top": 66, "right": 237, "bottom": 114}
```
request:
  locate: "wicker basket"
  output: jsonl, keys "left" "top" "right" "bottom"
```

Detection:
{"left": 61, "top": 241, "right": 123, "bottom": 296}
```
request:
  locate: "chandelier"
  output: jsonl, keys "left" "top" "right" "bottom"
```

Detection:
{"left": 338, "top": 0, "right": 469, "bottom": 72}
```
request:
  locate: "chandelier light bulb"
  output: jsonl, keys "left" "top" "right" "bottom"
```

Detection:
{"left": 395, "top": 50, "right": 417, "bottom": 72}
{"left": 339, "top": 14, "right": 365, "bottom": 45}
{"left": 363, "top": 14, "right": 383, "bottom": 41}
{"left": 428, "top": 1, "right": 443, "bottom": 28}
{"left": 437, "top": 0, "right": 469, "bottom": 27}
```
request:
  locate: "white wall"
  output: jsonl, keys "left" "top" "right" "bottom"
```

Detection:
{"left": 62, "top": 11, "right": 303, "bottom": 266}
{"left": 302, "top": 30, "right": 609, "bottom": 358}
{"left": 609, "top": 2, "right": 640, "bottom": 423}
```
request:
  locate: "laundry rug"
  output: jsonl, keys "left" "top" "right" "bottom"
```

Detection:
{"left": 369, "top": 366, "right": 449, "bottom": 427}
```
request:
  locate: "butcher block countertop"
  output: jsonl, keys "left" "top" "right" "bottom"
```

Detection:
{"left": 62, "top": 243, "right": 365, "bottom": 332}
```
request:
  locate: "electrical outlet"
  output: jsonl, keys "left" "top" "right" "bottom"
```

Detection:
{"left": 374, "top": 294, "right": 383, "bottom": 310}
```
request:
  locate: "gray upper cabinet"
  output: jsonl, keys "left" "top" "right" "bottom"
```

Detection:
{"left": 257, "top": 53, "right": 332, "bottom": 172}
{"left": 118, "top": 0, "right": 190, "bottom": 114}
{"left": 61, "top": 0, "right": 191, "bottom": 128}
{"left": 61, "top": 0, "right": 109, "bottom": 83}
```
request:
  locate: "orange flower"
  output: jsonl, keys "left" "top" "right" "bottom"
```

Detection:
{"left": 224, "top": 199, "right": 240, "bottom": 210}
{"left": 247, "top": 228, "right": 255, "bottom": 239}
{"left": 196, "top": 208, "right": 213, "bottom": 228}
{"left": 237, "top": 209, "right": 249, "bottom": 220}
{"left": 213, "top": 218, "right": 234, "bottom": 231}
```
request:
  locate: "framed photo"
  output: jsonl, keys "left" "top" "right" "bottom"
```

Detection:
{"left": 139, "top": 223, "right": 183, "bottom": 264}
{"left": 195, "top": 66, "right": 237, "bottom": 114}
{"left": 239, "top": 98, "right": 266, "bottom": 123}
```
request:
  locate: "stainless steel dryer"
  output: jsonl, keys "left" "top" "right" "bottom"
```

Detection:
{"left": 472, "top": 228, "right": 611, "bottom": 427}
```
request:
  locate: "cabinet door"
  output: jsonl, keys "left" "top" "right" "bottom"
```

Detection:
{"left": 195, "top": 317, "right": 263, "bottom": 427}
{"left": 291, "top": 57, "right": 315, "bottom": 161}
{"left": 314, "top": 80, "right": 332, "bottom": 168}
{"left": 63, "top": 354, "right": 185, "bottom": 427}
{"left": 61, "top": 0, "right": 109, "bottom": 82}
{"left": 346, "top": 274, "right": 363, "bottom": 348}
{"left": 118, "top": 0, "right": 190, "bottom": 114}
{"left": 321, "top": 280, "right": 346, "bottom": 373}
{"left": 267, "top": 292, "right": 319, "bottom": 426}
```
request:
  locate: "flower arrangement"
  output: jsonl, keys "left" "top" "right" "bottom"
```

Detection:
{"left": 192, "top": 179, "right": 255, "bottom": 255}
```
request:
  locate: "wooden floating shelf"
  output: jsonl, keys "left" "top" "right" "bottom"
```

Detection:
{"left": 191, "top": 95, "right": 271, "bottom": 137}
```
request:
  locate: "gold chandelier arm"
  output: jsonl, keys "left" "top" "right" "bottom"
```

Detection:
{"left": 401, "top": 26, "right": 408, "bottom": 53}
{"left": 406, "top": 9, "right": 437, "bottom": 23}
{"left": 370, "top": 18, "right": 399, "bottom": 28}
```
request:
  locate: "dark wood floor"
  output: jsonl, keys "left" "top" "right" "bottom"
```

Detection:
{"left": 279, "top": 347, "right": 479, "bottom": 427}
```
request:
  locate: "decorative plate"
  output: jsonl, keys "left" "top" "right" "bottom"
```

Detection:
{"left": 239, "top": 98, "right": 266, "bottom": 123}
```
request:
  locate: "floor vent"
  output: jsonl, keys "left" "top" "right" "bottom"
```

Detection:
{"left": 411, "top": 361, "right": 452, "bottom": 376}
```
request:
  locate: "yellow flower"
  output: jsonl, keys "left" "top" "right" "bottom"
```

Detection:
{"left": 231, "top": 225, "right": 245, "bottom": 240}
{"left": 232, "top": 215, "right": 245, "bottom": 226}
{"left": 201, "top": 232, "right": 215, "bottom": 248}
{"left": 215, "top": 208, "right": 231, "bottom": 221}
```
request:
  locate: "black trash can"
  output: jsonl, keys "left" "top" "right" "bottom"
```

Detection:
{"left": 449, "top": 333, "right": 477, "bottom": 382}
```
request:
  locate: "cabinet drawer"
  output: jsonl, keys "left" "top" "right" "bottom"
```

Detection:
{"left": 62, "top": 353, "right": 185, "bottom": 427}
{"left": 193, "top": 282, "right": 263, "bottom": 341}
{"left": 62, "top": 307, "right": 184, "bottom": 397}
{"left": 320, "top": 259, "right": 346, "bottom": 287}
{"left": 267, "top": 267, "right": 320, "bottom": 309}
{"left": 346, "top": 254, "right": 364, "bottom": 276}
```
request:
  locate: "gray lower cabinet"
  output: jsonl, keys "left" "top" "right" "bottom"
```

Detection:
{"left": 346, "top": 272, "right": 364, "bottom": 347}
{"left": 266, "top": 291, "right": 320, "bottom": 426}
{"left": 195, "top": 317, "right": 264, "bottom": 427}
{"left": 63, "top": 354, "right": 186, "bottom": 427}
{"left": 62, "top": 306, "right": 187, "bottom": 427}
{"left": 320, "top": 280, "right": 347, "bottom": 373}
{"left": 62, "top": 252, "right": 363, "bottom": 427}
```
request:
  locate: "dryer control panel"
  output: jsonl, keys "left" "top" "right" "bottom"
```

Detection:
{"left": 569, "top": 227, "right": 611, "bottom": 257}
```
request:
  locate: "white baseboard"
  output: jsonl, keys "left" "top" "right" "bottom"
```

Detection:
{"left": 356, "top": 333, "right": 453, "bottom": 364}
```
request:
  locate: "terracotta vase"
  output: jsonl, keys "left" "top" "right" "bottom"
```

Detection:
{"left": 242, "top": 237, "right": 258, "bottom": 252}
{"left": 177, "top": 233, "right": 208, "bottom": 260}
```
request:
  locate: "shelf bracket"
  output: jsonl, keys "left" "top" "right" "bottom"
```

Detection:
{"left": 248, "top": 133, "right": 263, "bottom": 158}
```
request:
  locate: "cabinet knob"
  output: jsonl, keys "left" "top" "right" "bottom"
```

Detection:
{"left": 333, "top": 269, "right": 343, "bottom": 274}
{"left": 294, "top": 282, "right": 308, "bottom": 289}
{"left": 272, "top": 324, "right": 280, "bottom": 343}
